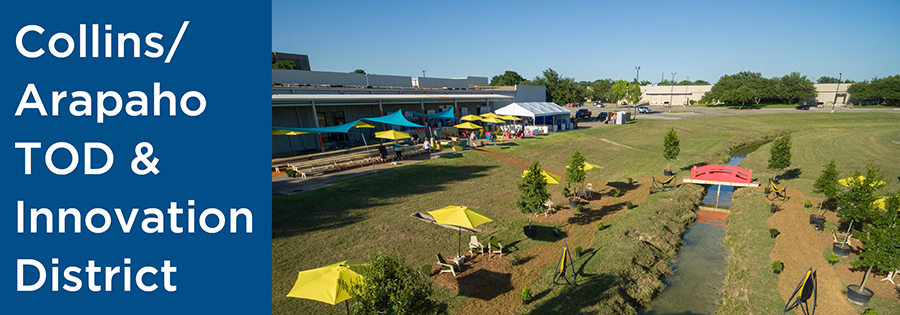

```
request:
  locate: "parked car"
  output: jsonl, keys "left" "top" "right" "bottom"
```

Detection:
{"left": 595, "top": 102, "right": 605, "bottom": 108}
{"left": 597, "top": 112, "right": 608, "bottom": 120}
{"left": 637, "top": 106, "right": 651, "bottom": 113}
{"left": 575, "top": 109, "right": 592, "bottom": 118}
{"left": 795, "top": 104, "right": 811, "bottom": 110}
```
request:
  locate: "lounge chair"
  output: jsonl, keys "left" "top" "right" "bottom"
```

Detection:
{"left": 651, "top": 175, "right": 676, "bottom": 193}
{"left": 585, "top": 183, "right": 594, "bottom": 200}
{"left": 436, "top": 253, "right": 457, "bottom": 277}
{"left": 832, "top": 229, "right": 852, "bottom": 246}
{"left": 489, "top": 236, "right": 503, "bottom": 257}
{"left": 765, "top": 180, "right": 788, "bottom": 201}
{"left": 468, "top": 235, "right": 485, "bottom": 254}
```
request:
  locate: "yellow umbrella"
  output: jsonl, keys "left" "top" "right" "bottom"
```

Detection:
{"left": 353, "top": 121, "right": 375, "bottom": 129}
{"left": 481, "top": 117, "right": 505, "bottom": 123}
{"left": 481, "top": 113, "right": 504, "bottom": 119}
{"left": 428, "top": 206, "right": 493, "bottom": 257}
{"left": 287, "top": 260, "right": 367, "bottom": 305}
{"left": 272, "top": 129, "right": 308, "bottom": 135}
{"left": 838, "top": 176, "right": 887, "bottom": 187}
{"left": 374, "top": 130, "right": 410, "bottom": 140}
{"left": 460, "top": 114, "right": 483, "bottom": 121}
{"left": 454, "top": 122, "right": 482, "bottom": 129}
{"left": 566, "top": 162, "right": 603, "bottom": 172}
{"left": 523, "top": 169, "right": 561, "bottom": 184}
{"left": 500, "top": 115, "right": 522, "bottom": 121}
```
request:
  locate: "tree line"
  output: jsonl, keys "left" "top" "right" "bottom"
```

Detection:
{"left": 847, "top": 75, "right": 900, "bottom": 106}
{"left": 699, "top": 71, "right": 818, "bottom": 108}
{"left": 490, "top": 69, "right": 650, "bottom": 106}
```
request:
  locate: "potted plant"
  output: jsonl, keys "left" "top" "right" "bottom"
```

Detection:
{"left": 597, "top": 221, "right": 605, "bottom": 231}
{"left": 610, "top": 189, "right": 620, "bottom": 198}
{"left": 770, "top": 204, "right": 779, "bottom": 213}
{"left": 626, "top": 201, "right": 635, "bottom": 209}
{"left": 574, "top": 246, "right": 584, "bottom": 258}
{"left": 518, "top": 162, "right": 550, "bottom": 239}
{"left": 769, "top": 228, "right": 779, "bottom": 238}
{"left": 285, "top": 169, "right": 297, "bottom": 177}
{"left": 663, "top": 127, "right": 680, "bottom": 176}
{"left": 827, "top": 254, "right": 839, "bottom": 266}
{"left": 520, "top": 287, "right": 532, "bottom": 305}
{"left": 804, "top": 200, "right": 813, "bottom": 208}
{"left": 569, "top": 196, "right": 579, "bottom": 209}
{"left": 772, "top": 261, "right": 784, "bottom": 274}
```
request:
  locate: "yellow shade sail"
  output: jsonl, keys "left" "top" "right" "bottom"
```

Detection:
{"left": 500, "top": 115, "right": 522, "bottom": 121}
{"left": 480, "top": 117, "right": 505, "bottom": 123}
{"left": 480, "top": 113, "right": 504, "bottom": 119}
{"left": 454, "top": 122, "right": 482, "bottom": 129}
{"left": 838, "top": 176, "right": 886, "bottom": 187}
{"left": 566, "top": 162, "right": 603, "bottom": 172}
{"left": 286, "top": 260, "right": 367, "bottom": 305}
{"left": 460, "top": 114, "right": 483, "bottom": 121}
{"left": 374, "top": 130, "right": 411, "bottom": 140}
{"left": 272, "top": 129, "right": 308, "bottom": 135}
{"left": 523, "top": 169, "right": 561, "bottom": 184}
{"left": 353, "top": 121, "right": 376, "bottom": 129}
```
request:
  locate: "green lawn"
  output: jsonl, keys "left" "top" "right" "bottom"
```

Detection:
{"left": 273, "top": 112, "right": 900, "bottom": 315}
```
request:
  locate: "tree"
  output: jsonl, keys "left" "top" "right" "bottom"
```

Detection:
{"left": 589, "top": 79, "right": 615, "bottom": 102}
{"left": 663, "top": 127, "right": 680, "bottom": 172}
{"left": 565, "top": 150, "right": 586, "bottom": 193}
{"left": 849, "top": 75, "right": 900, "bottom": 106}
{"left": 517, "top": 162, "right": 550, "bottom": 227}
{"left": 639, "top": 80, "right": 652, "bottom": 86}
{"left": 273, "top": 60, "right": 299, "bottom": 70}
{"left": 610, "top": 80, "right": 630, "bottom": 106}
{"left": 817, "top": 76, "right": 841, "bottom": 83}
{"left": 776, "top": 72, "right": 817, "bottom": 104}
{"left": 526, "top": 69, "right": 587, "bottom": 105}
{"left": 850, "top": 185, "right": 900, "bottom": 295}
{"left": 767, "top": 134, "right": 792, "bottom": 180}
{"left": 693, "top": 79, "right": 711, "bottom": 85}
{"left": 836, "top": 166, "right": 887, "bottom": 249}
{"left": 490, "top": 70, "right": 526, "bottom": 86}
{"left": 353, "top": 69, "right": 366, "bottom": 74}
{"left": 343, "top": 252, "right": 444, "bottom": 315}
{"left": 625, "top": 80, "right": 643, "bottom": 106}
{"left": 812, "top": 158, "right": 840, "bottom": 214}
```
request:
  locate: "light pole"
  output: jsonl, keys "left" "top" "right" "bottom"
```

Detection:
{"left": 669, "top": 72, "right": 676, "bottom": 112}
{"left": 684, "top": 76, "right": 690, "bottom": 107}
{"left": 422, "top": 70, "right": 426, "bottom": 78}
{"left": 635, "top": 66, "right": 641, "bottom": 116}
{"left": 832, "top": 73, "right": 842, "bottom": 112}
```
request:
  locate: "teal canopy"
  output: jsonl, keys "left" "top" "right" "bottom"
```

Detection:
{"left": 362, "top": 111, "right": 425, "bottom": 128}
{"left": 273, "top": 119, "right": 364, "bottom": 134}
{"left": 403, "top": 107, "right": 457, "bottom": 120}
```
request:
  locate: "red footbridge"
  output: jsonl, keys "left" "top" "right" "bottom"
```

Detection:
{"left": 682, "top": 164, "right": 759, "bottom": 187}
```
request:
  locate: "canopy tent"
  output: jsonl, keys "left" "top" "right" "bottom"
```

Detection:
{"left": 274, "top": 119, "right": 366, "bottom": 134}
{"left": 493, "top": 102, "right": 570, "bottom": 123}
{"left": 403, "top": 107, "right": 457, "bottom": 120}
{"left": 361, "top": 110, "right": 426, "bottom": 128}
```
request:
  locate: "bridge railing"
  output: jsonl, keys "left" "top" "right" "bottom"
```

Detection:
{"left": 690, "top": 165, "right": 753, "bottom": 184}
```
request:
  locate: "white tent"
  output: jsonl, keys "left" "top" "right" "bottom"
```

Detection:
{"left": 494, "top": 102, "right": 570, "bottom": 118}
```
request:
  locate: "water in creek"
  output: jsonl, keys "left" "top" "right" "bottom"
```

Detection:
{"left": 638, "top": 142, "right": 765, "bottom": 315}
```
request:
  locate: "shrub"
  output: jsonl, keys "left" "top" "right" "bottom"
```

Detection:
{"left": 420, "top": 264, "right": 432, "bottom": 276}
{"left": 862, "top": 309, "right": 879, "bottom": 315}
{"left": 611, "top": 189, "right": 620, "bottom": 197}
{"left": 773, "top": 260, "right": 784, "bottom": 272}
{"left": 627, "top": 177, "right": 634, "bottom": 185}
{"left": 597, "top": 221, "right": 605, "bottom": 230}
{"left": 626, "top": 201, "right": 634, "bottom": 209}
{"left": 285, "top": 169, "right": 296, "bottom": 176}
{"left": 575, "top": 204, "right": 585, "bottom": 213}
{"left": 574, "top": 246, "right": 584, "bottom": 254}
{"left": 769, "top": 228, "right": 779, "bottom": 236}
{"left": 520, "top": 287, "right": 532, "bottom": 301}
{"left": 509, "top": 255, "right": 520, "bottom": 266}
{"left": 805, "top": 200, "right": 813, "bottom": 207}
{"left": 827, "top": 254, "right": 839, "bottom": 263}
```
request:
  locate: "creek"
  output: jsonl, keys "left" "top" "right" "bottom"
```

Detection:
{"left": 638, "top": 142, "right": 765, "bottom": 314}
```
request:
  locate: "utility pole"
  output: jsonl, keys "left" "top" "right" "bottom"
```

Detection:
{"left": 684, "top": 76, "right": 690, "bottom": 107}
{"left": 669, "top": 73, "right": 676, "bottom": 112}
{"left": 832, "top": 73, "right": 842, "bottom": 112}
{"left": 634, "top": 66, "right": 641, "bottom": 116}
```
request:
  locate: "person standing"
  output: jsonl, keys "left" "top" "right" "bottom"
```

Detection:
{"left": 422, "top": 138, "right": 431, "bottom": 157}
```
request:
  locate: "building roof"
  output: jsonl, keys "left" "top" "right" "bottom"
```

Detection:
{"left": 272, "top": 93, "right": 513, "bottom": 106}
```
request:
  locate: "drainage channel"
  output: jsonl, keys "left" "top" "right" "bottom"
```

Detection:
{"left": 639, "top": 143, "right": 765, "bottom": 314}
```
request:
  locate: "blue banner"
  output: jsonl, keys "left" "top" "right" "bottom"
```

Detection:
{"left": 2, "top": 1, "right": 271, "bottom": 313}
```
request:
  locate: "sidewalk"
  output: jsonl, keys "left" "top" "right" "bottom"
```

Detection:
{"left": 272, "top": 146, "right": 464, "bottom": 195}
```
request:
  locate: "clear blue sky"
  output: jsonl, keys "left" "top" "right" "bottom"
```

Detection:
{"left": 272, "top": 0, "right": 899, "bottom": 84}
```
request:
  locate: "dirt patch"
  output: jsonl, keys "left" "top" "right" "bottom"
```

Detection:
{"left": 766, "top": 187, "right": 899, "bottom": 313}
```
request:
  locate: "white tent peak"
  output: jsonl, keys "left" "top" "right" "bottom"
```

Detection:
{"left": 494, "top": 102, "right": 570, "bottom": 118}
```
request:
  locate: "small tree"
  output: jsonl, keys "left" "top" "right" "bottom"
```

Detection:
{"left": 663, "top": 127, "right": 680, "bottom": 172}
{"left": 851, "top": 216, "right": 900, "bottom": 295}
{"left": 836, "top": 166, "right": 887, "bottom": 248}
{"left": 518, "top": 162, "right": 550, "bottom": 227}
{"left": 812, "top": 158, "right": 840, "bottom": 215}
{"left": 343, "top": 252, "right": 444, "bottom": 315}
{"left": 273, "top": 60, "right": 299, "bottom": 70}
{"left": 565, "top": 150, "right": 586, "bottom": 193}
{"left": 767, "top": 134, "right": 792, "bottom": 180}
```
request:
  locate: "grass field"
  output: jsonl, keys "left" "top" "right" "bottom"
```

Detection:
{"left": 273, "top": 112, "right": 900, "bottom": 315}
